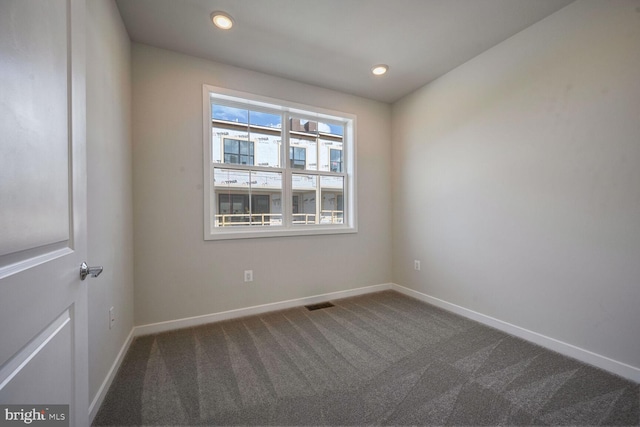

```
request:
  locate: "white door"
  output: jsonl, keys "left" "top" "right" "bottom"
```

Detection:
{"left": 0, "top": 0, "right": 89, "bottom": 425}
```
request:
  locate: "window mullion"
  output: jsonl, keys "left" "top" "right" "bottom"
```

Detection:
{"left": 248, "top": 171, "right": 253, "bottom": 226}
{"left": 315, "top": 172, "right": 321, "bottom": 225}
{"left": 283, "top": 112, "right": 292, "bottom": 228}
{"left": 316, "top": 133, "right": 320, "bottom": 173}
{"left": 343, "top": 174, "right": 348, "bottom": 226}
{"left": 214, "top": 161, "right": 220, "bottom": 230}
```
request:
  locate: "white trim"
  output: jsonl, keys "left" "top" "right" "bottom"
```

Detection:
{"left": 88, "top": 328, "right": 135, "bottom": 423}
{"left": 206, "top": 225, "right": 357, "bottom": 241}
{"left": 203, "top": 85, "right": 213, "bottom": 240}
{"left": 91, "top": 282, "right": 638, "bottom": 420}
{"left": 391, "top": 283, "right": 640, "bottom": 383}
{"left": 203, "top": 84, "right": 357, "bottom": 241}
{"left": 134, "top": 283, "right": 392, "bottom": 337}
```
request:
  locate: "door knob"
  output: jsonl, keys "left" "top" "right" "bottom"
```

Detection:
{"left": 80, "top": 262, "right": 103, "bottom": 280}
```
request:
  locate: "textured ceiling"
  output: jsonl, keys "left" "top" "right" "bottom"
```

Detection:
{"left": 116, "top": 0, "right": 574, "bottom": 103}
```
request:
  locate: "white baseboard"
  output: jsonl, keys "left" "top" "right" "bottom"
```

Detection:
{"left": 391, "top": 283, "right": 640, "bottom": 383}
{"left": 133, "top": 283, "right": 393, "bottom": 337}
{"left": 88, "top": 328, "right": 135, "bottom": 423}
{"left": 89, "top": 282, "right": 637, "bottom": 421}
{"left": 91, "top": 281, "right": 639, "bottom": 420}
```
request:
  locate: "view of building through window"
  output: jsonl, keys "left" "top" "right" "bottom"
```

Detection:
{"left": 208, "top": 95, "right": 351, "bottom": 234}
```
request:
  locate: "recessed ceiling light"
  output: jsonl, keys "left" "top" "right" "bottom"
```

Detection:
{"left": 371, "top": 64, "right": 389, "bottom": 76}
{"left": 211, "top": 11, "right": 234, "bottom": 30}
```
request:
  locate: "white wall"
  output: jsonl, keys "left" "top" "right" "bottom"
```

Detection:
{"left": 87, "top": 0, "right": 133, "bottom": 406}
{"left": 392, "top": 0, "right": 640, "bottom": 371}
{"left": 132, "top": 44, "right": 392, "bottom": 326}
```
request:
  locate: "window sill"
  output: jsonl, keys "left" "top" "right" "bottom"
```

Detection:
{"left": 205, "top": 225, "right": 357, "bottom": 241}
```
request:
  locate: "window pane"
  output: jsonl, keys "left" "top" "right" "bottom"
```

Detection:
{"left": 214, "top": 168, "right": 251, "bottom": 226}
{"left": 290, "top": 118, "right": 318, "bottom": 134}
{"left": 319, "top": 139, "right": 343, "bottom": 172}
{"left": 292, "top": 174, "right": 317, "bottom": 225}
{"left": 213, "top": 124, "right": 250, "bottom": 164}
{"left": 249, "top": 170, "right": 282, "bottom": 226}
{"left": 249, "top": 110, "right": 281, "bottom": 129}
{"left": 290, "top": 137, "right": 317, "bottom": 170}
{"left": 239, "top": 140, "right": 251, "bottom": 155}
{"left": 320, "top": 176, "right": 344, "bottom": 224}
{"left": 330, "top": 148, "right": 343, "bottom": 173}
{"left": 289, "top": 146, "right": 306, "bottom": 169}
{"left": 224, "top": 154, "right": 238, "bottom": 164}
{"left": 253, "top": 131, "right": 281, "bottom": 168}
{"left": 289, "top": 117, "right": 318, "bottom": 170}
{"left": 212, "top": 104, "right": 248, "bottom": 124}
{"left": 214, "top": 169, "right": 282, "bottom": 227}
{"left": 319, "top": 122, "right": 344, "bottom": 137}
{"left": 224, "top": 139, "right": 236, "bottom": 153}
{"left": 220, "top": 138, "right": 253, "bottom": 165}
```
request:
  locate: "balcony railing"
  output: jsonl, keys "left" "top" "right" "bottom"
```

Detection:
{"left": 215, "top": 211, "right": 343, "bottom": 227}
{"left": 320, "top": 210, "right": 343, "bottom": 224}
{"left": 216, "top": 213, "right": 281, "bottom": 227}
{"left": 292, "top": 213, "right": 316, "bottom": 224}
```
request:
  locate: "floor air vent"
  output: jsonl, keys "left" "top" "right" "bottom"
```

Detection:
{"left": 305, "top": 302, "right": 335, "bottom": 311}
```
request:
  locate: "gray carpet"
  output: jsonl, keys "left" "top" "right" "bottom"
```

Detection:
{"left": 93, "top": 290, "right": 639, "bottom": 426}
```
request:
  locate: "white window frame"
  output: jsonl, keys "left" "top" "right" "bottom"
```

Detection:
{"left": 203, "top": 85, "right": 357, "bottom": 240}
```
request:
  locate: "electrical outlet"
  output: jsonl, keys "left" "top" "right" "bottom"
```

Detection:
{"left": 244, "top": 270, "right": 253, "bottom": 282}
{"left": 109, "top": 306, "right": 115, "bottom": 329}
{"left": 414, "top": 260, "right": 421, "bottom": 271}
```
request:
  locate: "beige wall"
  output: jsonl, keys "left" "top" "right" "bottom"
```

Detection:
{"left": 87, "top": 0, "right": 134, "bottom": 404}
{"left": 392, "top": 0, "right": 640, "bottom": 369}
{"left": 132, "top": 44, "right": 392, "bottom": 325}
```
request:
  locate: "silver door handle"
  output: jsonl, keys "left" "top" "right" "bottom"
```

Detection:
{"left": 80, "top": 262, "right": 103, "bottom": 280}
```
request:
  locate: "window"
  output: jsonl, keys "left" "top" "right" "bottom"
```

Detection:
{"left": 290, "top": 147, "right": 306, "bottom": 169}
{"left": 224, "top": 139, "right": 254, "bottom": 165}
{"left": 204, "top": 85, "right": 356, "bottom": 240}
